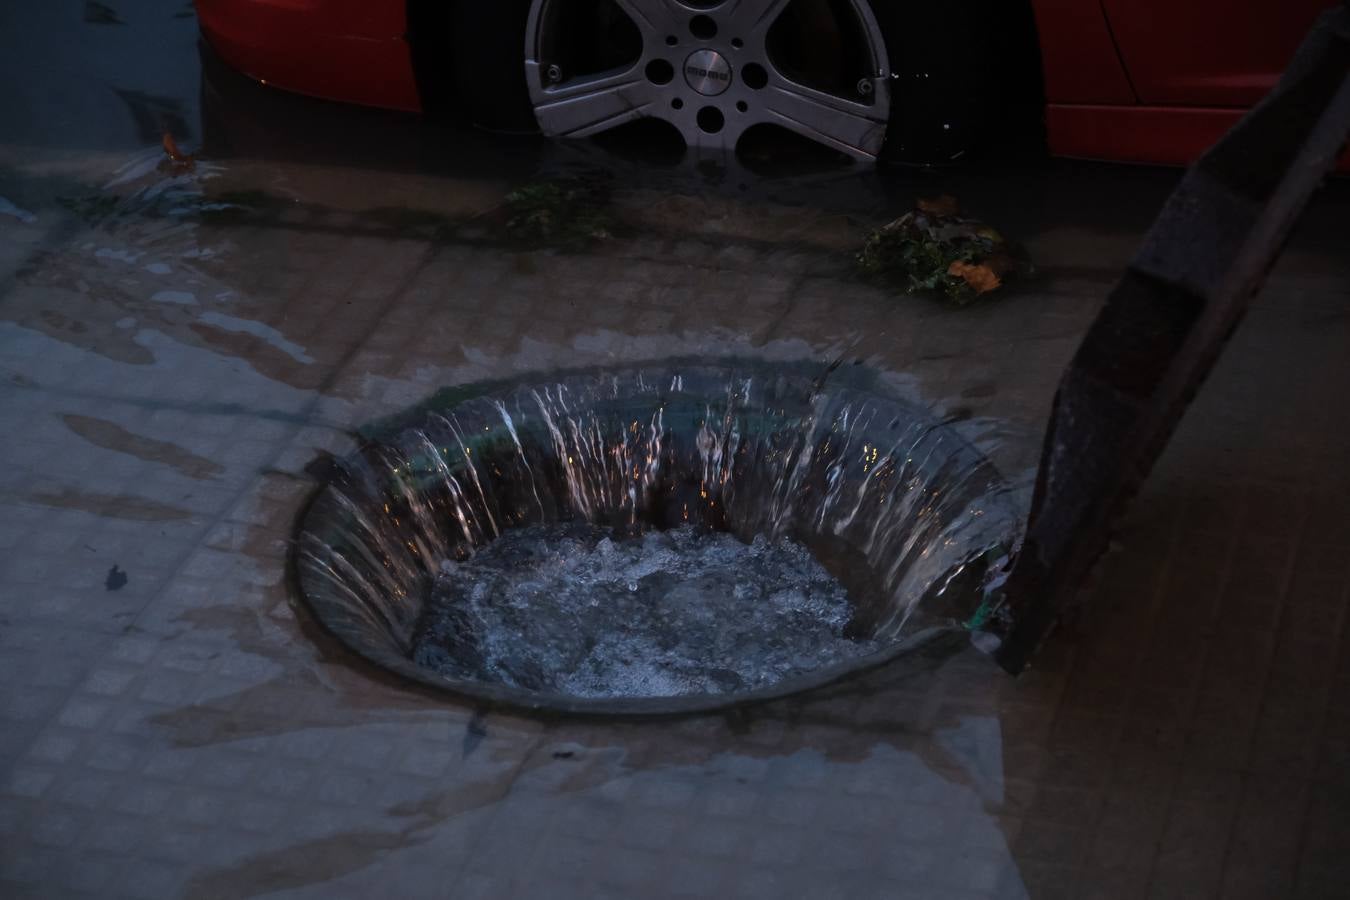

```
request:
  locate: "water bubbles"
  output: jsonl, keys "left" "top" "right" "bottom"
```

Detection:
{"left": 412, "top": 523, "right": 877, "bottom": 698}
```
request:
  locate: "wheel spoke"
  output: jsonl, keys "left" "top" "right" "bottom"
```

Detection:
{"left": 608, "top": 0, "right": 688, "bottom": 40}
{"left": 528, "top": 63, "right": 658, "bottom": 138}
{"left": 524, "top": 0, "right": 892, "bottom": 163}
{"left": 721, "top": 0, "right": 794, "bottom": 35}
{"left": 666, "top": 105, "right": 749, "bottom": 158}
{"left": 761, "top": 74, "right": 888, "bottom": 161}
{"left": 691, "top": 121, "right": 749, "bottom": 159}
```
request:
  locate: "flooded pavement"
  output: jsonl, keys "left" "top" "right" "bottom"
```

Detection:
{"left": 3, "top": 4, "right": 1350, "bottom": 900}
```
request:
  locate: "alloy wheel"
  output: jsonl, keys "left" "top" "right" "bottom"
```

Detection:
{"left": 524, "top": 0, "right": 892, "bottom": 163}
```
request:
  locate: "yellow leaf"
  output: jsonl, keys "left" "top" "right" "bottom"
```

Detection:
{"left": 162, "top": 131, "right": 191, "bottom": 162}
{"left": 947, "top": 260, "right": 1002, "bottom": 294}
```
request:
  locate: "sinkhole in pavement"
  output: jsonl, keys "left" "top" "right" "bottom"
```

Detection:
{"left": 294, "top": 361, "right": 1021, "bottom": 714}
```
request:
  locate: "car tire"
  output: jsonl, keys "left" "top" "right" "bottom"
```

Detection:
{"left": 871, "top": 0, "right": 1044, "bottom": 165}
{"left": 441, "top": 0, "right": 1042, "bottom": 159}
{"left": 448, "top": 0, "right": 539, "bottom": 133}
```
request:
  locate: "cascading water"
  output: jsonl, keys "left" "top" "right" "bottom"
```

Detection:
{"left": 295, "top": 360, "right": 1023, "bottom": 713}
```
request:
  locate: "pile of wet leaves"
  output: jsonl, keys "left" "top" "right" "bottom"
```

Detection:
{"left": 504, "top": 178, "right": 615, "bottom": 248}
{"left": 857, "top": 195, "right": 1030, "bottom": 305}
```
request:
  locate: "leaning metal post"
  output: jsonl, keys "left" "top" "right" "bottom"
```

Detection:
{"left": 995, "top": 6, "right": 1350, "bottom": 674}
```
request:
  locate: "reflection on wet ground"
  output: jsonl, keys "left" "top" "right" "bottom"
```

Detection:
{"left": 2, "top": 4, "right": 1350, "bottom": 899}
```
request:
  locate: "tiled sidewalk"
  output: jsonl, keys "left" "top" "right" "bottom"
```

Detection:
{"left": 1, "top": 163, "right": 1347, "bottom": 899}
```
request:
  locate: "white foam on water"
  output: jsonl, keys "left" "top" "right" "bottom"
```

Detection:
{"left": 413, "top": 523, "right": 877, "bottom": 698}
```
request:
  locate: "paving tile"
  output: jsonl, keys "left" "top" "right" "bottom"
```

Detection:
{"left": 2, "top": 160, "right": 1349, "bottom": 900}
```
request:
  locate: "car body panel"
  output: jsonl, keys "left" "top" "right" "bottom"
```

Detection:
{"left": 1028, "top": 0, "right": 1136, "bottom": 104}
{"left": 195, "top": 0, "right": 421, "bottom": 111}
{"left": 1100, "top": 0, "right": 1337, "bottom": 106}
{"left": 1047, "top": 104, "right": 1252, "bottom": 166}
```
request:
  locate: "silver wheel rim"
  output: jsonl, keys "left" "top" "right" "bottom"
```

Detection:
{"left": 524, "top": 0, "right": 892, "bottom": 163}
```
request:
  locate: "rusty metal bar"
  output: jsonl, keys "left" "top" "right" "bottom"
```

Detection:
{"left": 995, "top": 6, "right": 1350, "bottom": 674}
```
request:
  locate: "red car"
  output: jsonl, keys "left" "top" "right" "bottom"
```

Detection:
{"left": 195, "top": 0, "right": 1342, "bottom": 166}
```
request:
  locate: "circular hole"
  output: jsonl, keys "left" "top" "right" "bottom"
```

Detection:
{"left": 671, "top": 98, "right": 684, "bottom": 110}
{"left": 295, "top": 362, "right": 1019, "bottom": 713}
{"left": 696, "top": 106, "right": 725, "bottom": 134}
{"left": 645, "top": 58, "right": 675, "bottom": 85}
{"left": 736, "top": 100, "right": 748, "bottom": 113}
{"left": 741, "top": 62, "right": 768, "bottom": 90}
{"left": 689, "top": 15, "right": 717, "bottom": 40}
{"left": 731, "top": 37, "right": 744, "bottom": 49}
{"left": 665, "top": 35, "right": 677, "bottom": 47}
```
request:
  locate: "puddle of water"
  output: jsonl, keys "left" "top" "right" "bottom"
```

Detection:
{"left": 416, "top": 522, "right": 875, "bottom": 698}
{"left": 196, "top": 311, "right": 314, "bottom": 364}
{"left": 0, "top": 196, "right": 38, "bottom": 223}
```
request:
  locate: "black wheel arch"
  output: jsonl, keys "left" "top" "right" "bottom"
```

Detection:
{"left": 407, "top": 0, "right": 538, "bottom": 131}
{"left": 871, "top": 0, "right": 1046, "bottom": 164}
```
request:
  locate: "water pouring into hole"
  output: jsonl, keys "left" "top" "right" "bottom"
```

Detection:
{"left": 295, "top": 361, "right": 1022, "bottom": 714}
